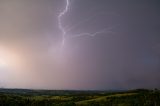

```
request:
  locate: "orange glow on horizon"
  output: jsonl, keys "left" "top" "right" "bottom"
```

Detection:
{"left": 0, "top": 46, "right": 24, "bottom": 71}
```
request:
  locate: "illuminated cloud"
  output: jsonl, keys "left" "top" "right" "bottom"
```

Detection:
{"left": 0, "top": 0, "right": 160, "bottom": 89}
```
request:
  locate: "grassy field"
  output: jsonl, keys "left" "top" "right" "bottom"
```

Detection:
{"left": 0, "top": 89, "right": 159, "bottom": 106}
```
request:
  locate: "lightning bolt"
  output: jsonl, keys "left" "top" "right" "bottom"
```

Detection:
{"left": 58, "top": 0, "right": 117, "bottom": 47}
{"left": 58, "top": 0, "right": 70, "bottom": 47}
{"left": 70, "top": 26, "right": 116, "bottom": 38}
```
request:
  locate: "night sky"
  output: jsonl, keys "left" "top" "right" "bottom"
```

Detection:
{"left": 0, "top": 0, "right": 160, "bottom": 90}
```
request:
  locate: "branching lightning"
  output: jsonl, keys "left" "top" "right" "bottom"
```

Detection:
{"left": 58, "top": 0, "right": 116, "bottom": 47}
{"left": 71, "top": 26, "right": 115, "bottom": 38}
{"left": 58, "top": 0, "right": 70, "bottom": 47}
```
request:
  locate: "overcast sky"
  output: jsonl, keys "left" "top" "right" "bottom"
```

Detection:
{"left": 0, "top": 0, "right": 160, "bottom": 90}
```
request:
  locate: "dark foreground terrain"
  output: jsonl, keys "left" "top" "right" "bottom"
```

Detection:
{"left": 0, "top": 88, "right": 159, "bottom": 106}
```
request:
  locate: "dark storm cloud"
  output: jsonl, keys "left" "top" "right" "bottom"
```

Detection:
{"left": 0, "top": 0, "right": 160, "bottom": 89}
{"left": 65, "top": 0, "right": 160, "bottom": 89}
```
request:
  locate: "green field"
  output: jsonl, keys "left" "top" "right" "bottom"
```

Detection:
{"left": 0, "top": 89, "right": 159, "bottom": 106}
